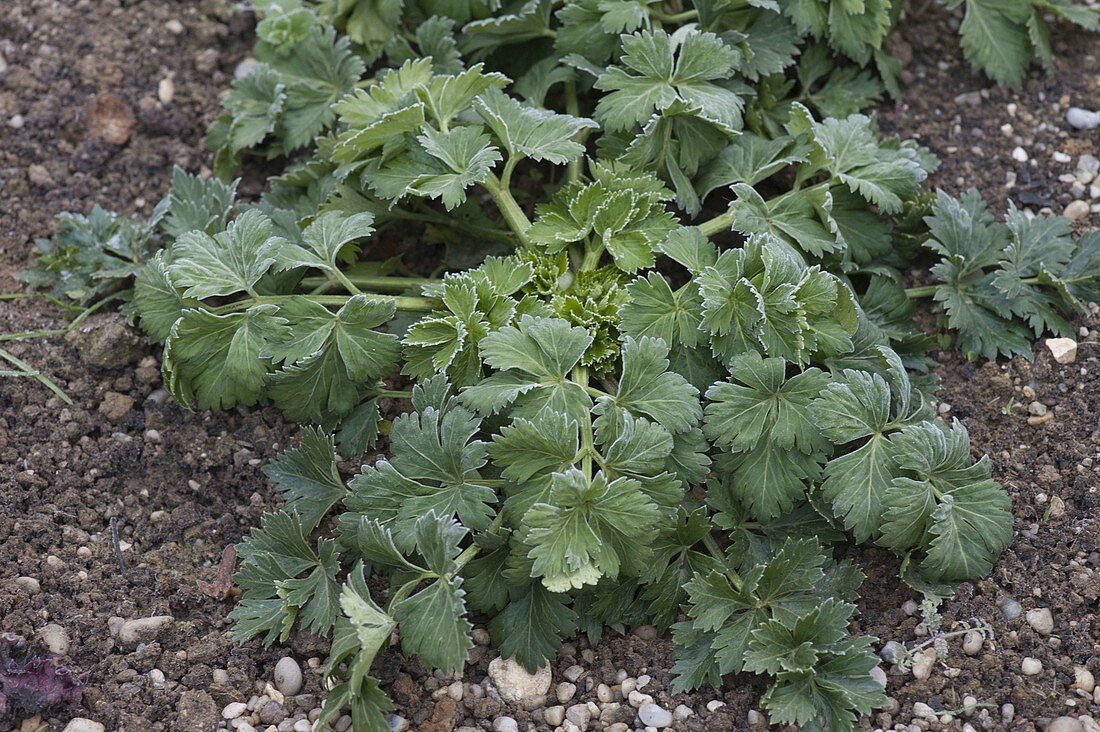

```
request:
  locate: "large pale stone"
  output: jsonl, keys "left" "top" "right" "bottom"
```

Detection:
{"left": 487, "top": 657, "right": 551, "bottom": 703}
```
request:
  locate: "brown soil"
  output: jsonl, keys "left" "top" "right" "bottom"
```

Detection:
{"left": 0, "top": 1, "right": 1098, "bottom": 731}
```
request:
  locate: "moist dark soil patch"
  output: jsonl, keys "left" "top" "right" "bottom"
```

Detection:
{"left": 1, "top": 1, "right": 1098, "bottom": 731}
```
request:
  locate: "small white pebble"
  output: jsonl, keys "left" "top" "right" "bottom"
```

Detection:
{"left": 706, "top": 700, "right": 726, "bottom": 712}
{"left": 165, "top": 19, "right": 184, "bottom": 34}
{"left": 158, "top": 77, "right": 175, "bottom": 104}
{"left": 1012, "top": 147, "right": 1029, "bottom": 163}
{"left": 1021, "top": 657, "right": 1043, "bottom": 675}
{"left": 223, "top": 702, "right": 248, "bottom": 719}
{"left": 1025, "top": 607, "right": 1054, "bottom": 636}
{"left": 1054, "top": 151, "right": 1071, "bottom": 163}
{"left": 1064, "top": 200, "right": 1090, "bottom": 220}
{"left": 963, "top": 629, "right": 983, "bottom": 656}
{"left": 1074, "top": 666, "right": 1096, "bottom": 693}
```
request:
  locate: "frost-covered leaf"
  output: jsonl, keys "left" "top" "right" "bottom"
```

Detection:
{"left": 169, "top": 210, "right": 280, "bottom": 299}
{"left": 475, "top": 87, "right": 598, "bottom": 164}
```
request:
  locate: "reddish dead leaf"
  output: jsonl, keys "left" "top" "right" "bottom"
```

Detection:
{"left": 198, "top": 544, "right": 239, "bottom": 600}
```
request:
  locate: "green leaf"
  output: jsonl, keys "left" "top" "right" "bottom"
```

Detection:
{"left": 344, "top": 385, "right": 496, "bottom": 552}
{"left": 132, "top": 252, "right": 191, "bottom": 342}
{"left": 164, "top": 304, "right": 286, "bottom": 410}
{"left": 621, "top": 273, "right": 705, "bottom": 349}
{"left": 161, "top": 166, "right": 237, "bottom": 239}
{"left": 743, "top": 598, "right": 853, "bottom": 675}
{"left": 594, "top": 29, "right": 743, "bottom": 133}
{"left": 880, "top": 421, "right": 1011, "bottom": 581}
{"left": 169, "top": 209, "right": 280, "bottom": 299}
{"left": 266, "top": 296, "right": 401, "bottom": 421}
{"left": 374, "top": 125, "right": 503, "bottom": 211}
{"left": 272, "top": 211, "right": 375, "bottom": 276}
{"left": 392, "top": 576, "right": 473, "bottom": 672}
{"left": 703, "top": 352, "right": 829, "bottom": 454}
{"left": 712, "top": 443, "right": 821, "bottom": 519}
{"left": 461, "top": 0, "right": 555, "bottom": 57}
{"left": 788, "top": 105, "right": 926, "bottom": 214}
{"left": 490, "top": 409, "right": 579, "bottom": 483}
{"left": 525, "top": 469, "right": 661, "bottom": 591}
{"left": 230, "top": 511, "right": 341, "bottom": 643}
{"left": 597, "top": 336, "right": 701, "bottom": 434}
{"left": 462, "top": 316, "right": 593, "bottom": 423}
{"left": 696, "top": 132, "right": 806, "bottom": 200}
{"left": 488, "top": 581, "right": 578, "bottom": 672}
{"left": 956, "top": 0, "right": 1032, "bottom": 87}
{"left": 760, "top": 637, "right": 886, "bottom": 730}
{"left": 474, "top": 87, "right": 598, "bottom": 164}
{"left": 264, "top": 427, "right": 347, "bottom": 531}
{"left": 726, "top": 183, "right": 840, "bottom": 258}
{"left": 809, "top": 369, "right": 907, "bottom": 540}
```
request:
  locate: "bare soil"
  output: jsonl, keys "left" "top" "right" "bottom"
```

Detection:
{"left": 1, "top": 1, "right": 1098, "bottom": 731}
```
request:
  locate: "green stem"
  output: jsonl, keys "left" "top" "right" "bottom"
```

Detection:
{"left": 0, "top": 347, "right": 72, "bottom": 404}
{"left": 331, "top": 270, "right": 362, "bottom": 296}
{"left": 300, "top": 275, "right": 439, "bottom": 293}
{"left": 483, "top": 172, "right": 533, "bottom": 245}
{"left": 376, "top": 388, "right": 414, "bottom": 399}
{"left": 580, "top": 239, "right": 605, "bottom": 272}
{"left": 906, "top": 277, "right": 1038, "bottom": 300}
{"left": 450, "top": 512, "right": 507, "bottom": 573}
{"left": 211, "top": 293, "right": 440, "bottom": 315}
{"left": 0, "top": 292, "right": 78, "bottom": 310}
{"left": 565, "top": 80, "right": 583, "bottom": 185}
{"left": 652, "top": 8, "right": 699, "bottom": 23}
{"left": 395, "top": 206, "right": 515, "bottom": 245}
{"left": 697, "top": 210, "right": 735, "bottom": 237}
{"left": 904, "top": 285, "right": 938, "bottom": 299}
{"left": 572, "top": 366, "right": 594, "bottom": 480}
{"left": 499, "top": 155, "right": 519, "bottom": 192}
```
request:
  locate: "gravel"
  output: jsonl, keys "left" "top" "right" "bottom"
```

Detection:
{"left": 638, "top": 702, "right": 673, "bottom": 728}
{"left": 1066, "top": 107, "right": 1100, "bottom": 129}
{"left": 274, "top": 656, "right": 304, "bottom": 696}
{"left": 1026, "top": 607, "right": 1055, "bottom": 635}
{"left": 117, "top": 615, "right": 174, "bottom": 646}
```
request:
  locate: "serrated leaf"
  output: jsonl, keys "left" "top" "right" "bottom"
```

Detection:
{"left": 489, "top": 409, "right": 579, "bottom": 483}
{"left": 475, "top": 87, "right": 598, "bottom": 164}
{"left": 266, "top": 296, "right": 401, "bottom": 420}
{"left": 594, "top": 29, "right": 743, "bottom": 133}
{"left": 789, "top": 105, "right": 925, "bottom": 214}
{"left": 264, "top": 427, "right": 347, "bottom": 531}
{"left": 956, "top": 0, "right": 1032, "bottom": 87}
{"left": 596, "top": 336, "right": 701, "bottom": 433}
{"left": 132, "top": 252, "right": 192, "bottom": 342}
{"left": 231, "top": 511, "right": 341, "bottom": 643}
{"left": 165, "top": 304, "right": 286, "bottom": 410}
{"left": 704, "top": 351, "right": 829, "bottom": 454}
{"left": 272, "top": 211, "right": 375, "bottom": 276}
{"left": 488, "top": 581, "right": 578, "bottom": 672}
{"left": 169, "top": 209, "right": 280, "bottom": 299}
{"left": 462, "top": 316, "right": 593, "bottom": 423}
{"left": 727, "top": 183, "right": 840, "bottom": 257}
{"left": 344, "top": 392, "right": 496, "bottom": 552}
{"left": 161, "top": 166, "right": 237, "bottom": 239}
{"left": 880, "top": 421, "right": 1011, "bottom": 581}
{"left": 525, "top": 469, "right": 661, "bottom": 591}
{"left": 393, "top": 576, "right": 473, "bottom": 672}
